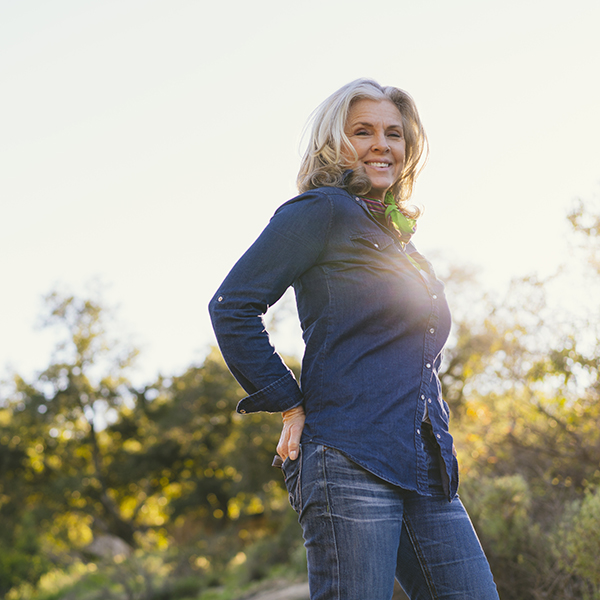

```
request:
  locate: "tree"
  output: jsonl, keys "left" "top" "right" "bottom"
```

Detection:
{"left": 1, "top": 288, "right": 301, "bottom": 595}
{"left": 1, "top": 290, "right": 141, "bottom": 568}
{"left": 440, "top": 199, "right": 600, "bottom": 599}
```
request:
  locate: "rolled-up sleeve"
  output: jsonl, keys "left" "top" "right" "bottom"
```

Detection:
{"left": 208, "top": 191, "right": 332, "bottom": 414}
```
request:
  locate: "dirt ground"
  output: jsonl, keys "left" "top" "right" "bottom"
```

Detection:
{"left": 240, "top": 580, "right": 409, "bottom": 599}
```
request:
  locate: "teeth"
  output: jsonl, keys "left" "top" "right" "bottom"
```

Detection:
{"left": 366, "top": 162, "right": 390, "bottom": 167}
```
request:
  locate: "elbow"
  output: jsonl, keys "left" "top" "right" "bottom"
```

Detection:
{"left": 208, "top": 290, "right": 225, "bottom": 330}
{"left": 209, "top": 291, "right": 265, "bottom": 338}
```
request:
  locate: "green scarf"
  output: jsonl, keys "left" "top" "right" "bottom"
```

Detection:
{"left": 361, "top": 192, "right": 420, "bottom": 270}
{"left": 383, "top": 192, "right": 417, "bottom": 244}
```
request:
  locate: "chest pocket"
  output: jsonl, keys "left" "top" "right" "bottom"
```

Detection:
{"left": 350, "top": 232, "right": 396, "bottom": 253}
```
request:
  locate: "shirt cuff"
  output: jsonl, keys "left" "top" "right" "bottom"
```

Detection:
{"left": 236, "top": 374, "right": 304, "bottom": 414}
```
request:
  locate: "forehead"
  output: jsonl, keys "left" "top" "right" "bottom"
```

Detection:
{"left": 346, "top": 98, "right": 403, "bottom": 126}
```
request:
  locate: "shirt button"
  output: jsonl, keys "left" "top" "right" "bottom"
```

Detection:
{"left": 217, "top": 296, "right": 223, "bottom": 302}
{"left": 432, "top": 294, "right": 438, "bottom": 300}
{"left": 416, "top": 428, "right": 421, "bottom": 435}
{"left": 239, "top": 409, "right": 246, "bottom": 414}
{"left": 426, "top": 363, "right": 431, "bottom": 369}
{"left": 428, "top": 399, "right": 432, "bottom": 404}
{"left": 436, "top": 434, "right": 441, "bottom": 439}
{"left": 374, "top": 243, "right": 379, "bottom": 248}
{"left": 429, "top": 328, "right": 435, "bottom": 334}
{"left": 421, "top": 395, "right": 425, "bottom": 400}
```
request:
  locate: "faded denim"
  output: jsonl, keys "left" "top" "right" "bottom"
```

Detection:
{"left": 282, "top": 431, "right": 499, "bottom": 600}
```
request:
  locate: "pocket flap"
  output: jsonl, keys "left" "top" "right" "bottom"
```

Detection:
{"left": 350, "top": 232, "right": 395, "bottom": 251}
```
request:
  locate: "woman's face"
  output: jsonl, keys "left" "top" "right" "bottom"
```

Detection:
{"left": 344, "top": 98, "right": 406, "bottom": 201}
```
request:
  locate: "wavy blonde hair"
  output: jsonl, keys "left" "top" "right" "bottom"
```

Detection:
{"left": 297, "top": 79, "right": 428, "bottom": 217}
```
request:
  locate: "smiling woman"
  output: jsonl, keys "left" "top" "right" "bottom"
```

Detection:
{"left": 209, "top": 78, "right": 499, "bottom": 600}
{"left": 343, "top": 98, "right": 406, "bottom": 200}
{"left": 297, "top": 79, "right": 427, "bottom": 210}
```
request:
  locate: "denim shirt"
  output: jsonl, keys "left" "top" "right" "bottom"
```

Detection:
{"left": 209, "top": 186, "right": 458, "bottom": 500}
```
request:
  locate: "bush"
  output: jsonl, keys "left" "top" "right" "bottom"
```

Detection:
{"left": 556, "top": 487, "right": 600, "bottom": 598}
{"left": 461, "top": 474, "right": 546, "bottom": 600}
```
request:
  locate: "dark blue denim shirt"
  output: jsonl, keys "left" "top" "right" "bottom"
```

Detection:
{"left": 209, "top": 186, "right": 458, "bottom": 500}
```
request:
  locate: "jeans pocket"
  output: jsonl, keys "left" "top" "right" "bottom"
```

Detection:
{"left": 281, "top": 445, "right": 302, "bottom": 513}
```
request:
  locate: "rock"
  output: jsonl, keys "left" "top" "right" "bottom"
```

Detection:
{"left": 84, "top": 534, "right": 132, "bottom": 560}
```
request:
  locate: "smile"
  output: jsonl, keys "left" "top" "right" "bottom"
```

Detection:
{"left": 365, "top": 162, "right": 391, "bottom": 168}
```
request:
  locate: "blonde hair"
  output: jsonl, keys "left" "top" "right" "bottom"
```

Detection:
{"left": 297, "top": 79, "right": 428, "bottom": 217}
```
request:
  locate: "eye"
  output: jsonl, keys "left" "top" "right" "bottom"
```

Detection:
{"left": 388, "top": 131, "right": 403, "bottom": 139}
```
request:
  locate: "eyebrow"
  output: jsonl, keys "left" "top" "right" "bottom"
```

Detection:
{"left": 350, "top": 121, "right": 403, "bottom": 129}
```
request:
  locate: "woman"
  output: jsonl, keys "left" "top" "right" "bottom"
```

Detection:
{"left": 209, "top": 79, "right": 499, "bottom": 600}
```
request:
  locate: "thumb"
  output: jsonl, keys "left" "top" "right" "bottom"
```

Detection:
{"left": 287, "top": 425, "right": 302, "bottom": 461}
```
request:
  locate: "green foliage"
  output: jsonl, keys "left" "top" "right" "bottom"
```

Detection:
{"left": 0, "top": 512, "right": 50, "bottom": 596}
{"left": 2, "top": 287, "right": 303, "bottom": 598}
{"left": 556, "top": 488, "right": 600, "bottom": 596}
{"left": 464, "top": 475, "right": 532, "bottom": 558}
{"left": 3, "top": 198, "right": 600, "bottom": 599}
{"left": 440, "top": 199, "right": 600, "bottom": 600}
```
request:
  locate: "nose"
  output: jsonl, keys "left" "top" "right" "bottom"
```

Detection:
{"left": 371, "top": 130, "right": 389, "bottom": 152}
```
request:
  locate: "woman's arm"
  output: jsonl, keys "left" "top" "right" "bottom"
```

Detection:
{"left": 209, "top": 191, "right": 332, "bottom": 415}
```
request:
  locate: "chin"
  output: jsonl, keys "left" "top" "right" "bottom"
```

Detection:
{"left": 369, "top": 186, "right": 389, "bottom": 200}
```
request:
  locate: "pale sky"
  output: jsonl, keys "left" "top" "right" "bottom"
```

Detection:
{"left": 1, "top": 0, "right": 599, "bottom": 385}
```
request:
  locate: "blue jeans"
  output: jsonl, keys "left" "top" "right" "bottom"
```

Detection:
{"left": 282, "top": 429, "right": 499, "bottom": 600}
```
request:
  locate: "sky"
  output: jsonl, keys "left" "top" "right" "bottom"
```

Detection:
{"left": 1, "top": 0, "right": 599, "bottom": 386}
